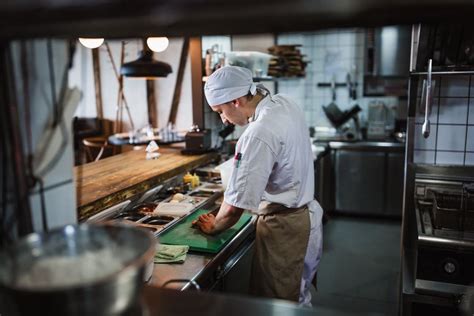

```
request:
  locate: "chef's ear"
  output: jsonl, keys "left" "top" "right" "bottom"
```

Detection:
{"left": 232, "top": 97, "right": 244, "bottom": 108}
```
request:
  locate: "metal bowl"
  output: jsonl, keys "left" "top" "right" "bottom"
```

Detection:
{"left": 0, "top": 223, "right": 156, "bottom": 316}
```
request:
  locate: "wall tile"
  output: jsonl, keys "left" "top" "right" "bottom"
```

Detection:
{"left": 469, "top": 100, "right": 474, "bottom": 124}
{"left": 466, "top": 153, "right": 474, "bottom": 166}
{"left": 438, "top": 98, "right": 469, "bottom": 124}
{"left": 435, "top": 151, "right": 465, "bottom": 166}
{"left": 467, "top": 126, "right": 474, "bottom": 151}
{"left": 440, "top": 75, "right": 470, "bottom": 97}
{"left": 313, "top": 35, "right": 325, "bottom": 47}
{"left": 437, "top": 125, "right": 466, "bottom": 151}
{"left": 414, "top": 150, "right": 435, "bottom": 164}
{"left": 287, "top": 34, "right": 304, "bottom": 45}
{"left": 340, "top": 46, "right": 355, "bottom": 60}
{"left": 335, "top": 72, "right": 347, "bottom": 83}
{"left": 355, "top": 32, "right": 365, "bottom": 46}
{"left": 354, "top": 45, "right": 365, "bottom": 59}
{"left": 325, "top": 34, "right": 338, "bottom": 46}
{"left": 314, "top": 47, "right": 326, "bottom": 60}
{"left": 414, "top": 123, "right": 437, "bottom": 150}
{"left": 338, "top": 32, "right": 356, "bottom": 46}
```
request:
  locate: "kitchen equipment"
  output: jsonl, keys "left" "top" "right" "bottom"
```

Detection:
{"left": 225, "top": 51, "right": 272, "bottom": 77}
{"left": 182, "top": 127, "right": 213, "bottom": 155}
{"left": 159, "top": 209, "right": 252, "bottom": 253}
{"left": 414, "top": 176, "right": 474, "bottom": 293}
{"left": 367, "top": 101, "right": 395, "bottom": 139}
{"left": 322, "top": 103, "right": 362, "bottom": 140}
{"left": 86, "top": 200, "right": 131, "bottom": 223}
{"left": 0, "top": 223, "right": 156, "bottom": 316}
{"left": 432, "top": 190, "right": 474, "bottom": 231}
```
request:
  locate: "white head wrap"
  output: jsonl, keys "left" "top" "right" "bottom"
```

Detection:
{"left": 204, "top": 66, "right": 257, "bottom": 106}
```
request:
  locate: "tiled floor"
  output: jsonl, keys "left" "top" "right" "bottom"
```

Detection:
{"left": 310, "top": 215, "right": 402, "bottom": 315}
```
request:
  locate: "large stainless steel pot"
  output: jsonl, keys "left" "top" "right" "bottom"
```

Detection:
{"left": 0, "top": 223, "right": 156, "bottom": 316}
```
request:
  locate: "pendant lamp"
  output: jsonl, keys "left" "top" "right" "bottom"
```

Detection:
{"left": 120, "top": 43, "right": 172, "bottom": 79}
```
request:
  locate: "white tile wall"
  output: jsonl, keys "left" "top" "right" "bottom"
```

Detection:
{"left": 277, "top": 29, "right": 400, "bottom": 129}
{"left": 414, "top": 124, "right": 437, "bottom": 150}
{"left": 467, "top": 126, "right": 474, "bottom": 152}
{"left": 466, "top": 153, "right": 474, "bottom": 166}
{"left": 412, "top": 73, "right": 474, "bottom": 166}
{"left": 436, "top": 151, "right": 465, "bottom": 165}
{"left": 414, "top": 150, "right": 435, "bottom": 164}
{"left": 469, "top": 101, "right": 474, "bottom": 124}
{"left": 440, "top": 76, "right": 470, "bottom": 97}
{"left": 438, "top": 98, "right": 469, "bottom": 124}
{"left": 437, "top": 125, "right": 467, "bottom": 151}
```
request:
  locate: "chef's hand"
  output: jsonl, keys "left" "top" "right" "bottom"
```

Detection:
{"left": 192, "top": 213, "right": 216, "bottom": 235}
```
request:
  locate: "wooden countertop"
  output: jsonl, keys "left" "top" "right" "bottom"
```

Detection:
{"left": 74, "top": 148, "right": 217, "bottom": 221}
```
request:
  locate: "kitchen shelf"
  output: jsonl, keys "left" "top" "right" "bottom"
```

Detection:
{"left": 411, "top": 70, "right": 474, "bottom": 76}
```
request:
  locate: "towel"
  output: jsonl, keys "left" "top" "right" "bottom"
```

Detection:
{"left": 154, "top": 244, "right": 189, "bottom": 264}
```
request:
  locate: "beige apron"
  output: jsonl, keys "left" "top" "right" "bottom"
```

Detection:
{"left": 249, "top": 203, "right": 310, "bottom": 302}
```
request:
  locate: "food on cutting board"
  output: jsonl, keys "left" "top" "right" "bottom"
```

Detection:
{"left": 172, "top": 193, "right": 185, "bottom": 202}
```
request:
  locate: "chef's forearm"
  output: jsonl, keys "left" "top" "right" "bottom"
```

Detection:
{"left": 212, "top": 201, "right": 244, "bottom": 234}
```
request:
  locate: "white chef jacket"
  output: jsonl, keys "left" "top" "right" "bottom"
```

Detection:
{"left": 224, "top": 93, "right": 323, "bottom": 306}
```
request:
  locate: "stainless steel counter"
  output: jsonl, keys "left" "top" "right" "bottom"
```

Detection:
{"left": 142, "top": 285, "right": 314, "bottom": 316}
{"left": 149, "top": 214, "right": 256, "bottom": 292}
{"left": 327, "top": 141, "right": 405, "bottom": 151}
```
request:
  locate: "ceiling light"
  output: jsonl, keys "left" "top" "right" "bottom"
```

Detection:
{"left": 78, "top": 38, "right": 104, "bottom": 49}
{"left": 120, "top": 50, "right": 172, "bottom": 79}
{"left": 146, "top": 37, "right": 169, "bottom": 53}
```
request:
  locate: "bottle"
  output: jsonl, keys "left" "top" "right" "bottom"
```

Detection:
{"left": 192, "top": 173, "right": 200, "bottom": 188}
{"left": 183, "top": 172, "right": 193, "bottom": 188}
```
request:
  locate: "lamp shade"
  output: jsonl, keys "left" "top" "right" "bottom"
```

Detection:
{"left": 120, "top": 50, "right": 172, "bottom": 79}
{"left": 78, "top": 38, "right": 104, "bottom": 49}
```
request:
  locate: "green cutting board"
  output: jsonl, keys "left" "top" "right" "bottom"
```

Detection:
{"left": 158, "top": 209, "right": 252, "bottom": 253}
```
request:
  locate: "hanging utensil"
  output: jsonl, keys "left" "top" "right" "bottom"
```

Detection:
{"left": 422, "top": 59, "right": 432, "bottom": 138}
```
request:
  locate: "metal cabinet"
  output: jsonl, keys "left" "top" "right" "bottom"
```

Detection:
{"left": 335, "top": 150, "right": 386, "bottom": 214}
{"left": 318, "top": 141, "right": 405, "bottom": 217}
{"left": 386, "top": 152, "right": 405, "bottom": 216}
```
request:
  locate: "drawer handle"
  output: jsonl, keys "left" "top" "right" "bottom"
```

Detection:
{"left": 162, "top": 278, "right": 201, "bottom": 291}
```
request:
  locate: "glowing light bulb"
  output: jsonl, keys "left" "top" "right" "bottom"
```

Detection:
{"left": 78, "top": 38, "right": 104, "bottom": 49}
{"left": 146, "top": 37, "right": 169, "bottom": 52}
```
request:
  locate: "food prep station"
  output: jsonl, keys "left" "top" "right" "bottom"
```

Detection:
{"left": 81, "top": 161, "right": 256, "bottom": 294}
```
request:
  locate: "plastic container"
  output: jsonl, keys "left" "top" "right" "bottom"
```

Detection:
{"left": 215, "top": 158, "right": 234, "bottom": 190}
{"left": 225, "top": 51, "right": 272, "bottom": 77}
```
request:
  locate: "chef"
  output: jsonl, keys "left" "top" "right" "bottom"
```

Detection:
{"left": 193, "top": 66, "right": 323, "bottom": 306}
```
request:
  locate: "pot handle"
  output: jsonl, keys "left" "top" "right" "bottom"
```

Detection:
{"left": 162, "top": 278, "right": 201, "bottom": 291}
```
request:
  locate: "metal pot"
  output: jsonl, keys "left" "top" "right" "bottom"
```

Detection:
{"left": 0, "top": 223, "right": 156, "bottom": 316}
